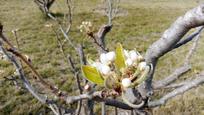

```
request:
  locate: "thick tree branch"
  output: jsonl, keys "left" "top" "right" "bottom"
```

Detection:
{"left": 144, "top": 4, "right": 204, "bottom": 96}
{"left": 153, "top": 26, "right": 202, "bottom": 89}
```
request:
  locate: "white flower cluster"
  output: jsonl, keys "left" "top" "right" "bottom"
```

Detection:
{"left": 91, "top": 51, "right": 115, "bottom": 75}
{"left": 89, "top": 48, "right": 150, "bottom": 89}
{"left": 124, "top": 50, "right": 143, "bottom": 66}
{"left": 78, "top": 21, "right": 93, "bottom": 33}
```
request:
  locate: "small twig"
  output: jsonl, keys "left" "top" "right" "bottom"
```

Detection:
{"left": 101, "top": 102, "right": 106, "bottom": 115}
{"left": 148, "top": 72, "right": 204, "bottom": 107}
{"left": 184, "top": 27, "right": 202, "bottom": 65}
{"left": 0, "top": 41, "right": 47, "bottom": 103}
{"left": 107, "top": 0, "right": 113, "bottom": 25}
{"left": 49, "top": 104, "right": 60, "bottom": 115}
{"left": 153, "top": 65, "right": 191, "bottom": 89}
{"left": 68, "top": 55, "right": 83, "bottom": 94}
{"left": 12, "top": 29, "right": 20, "bottom": 50}
{"left": 173, "top": 26, "right": 204, "bottom": 49}
{"left": 0, "top": 25, "right": 65, "bottom": 98}
{"left": 59, "top": 25, "right": 77, "bottom": 51}
{"left": 88, "top": 34, "right": 109, "bottom": 53}
{"left": 52, "top": 26, "right": 67, "bottom": 61}
{"left": 65, "top": 0, "right": 73, "bottom": 34}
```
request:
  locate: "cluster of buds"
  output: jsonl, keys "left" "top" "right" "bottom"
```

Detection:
{"left": 82, "top": 43, "right": 152, "bottom": 93}
{"left": 91, "top": 51, "right": 115, "bottom": 75}
{"left": 78, "top": 21, "right": 93, "bottom": 33}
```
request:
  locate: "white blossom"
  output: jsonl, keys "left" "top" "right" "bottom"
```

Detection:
{"left": 137, "top": 55, "right": 143, "bottom": 61}
{"left": 91, "top": 62, "right": 102, "bottom": 70}
{"left": 122, "top": 78, "right": 131, "bottom": 88}
{"left": 138, "top": 62, "right": 147, "bottom": 71}
{"left": 100, "top": 53, "right": 109, "bottom": 64}
{"left": 125, "top": 58, "right": 133, "bottom": 66}
{"left": 129, "top": 50, "right": 138, "bottom": 61}
{"left": 106, "top": 51, "right": 115, "bottom": 62}
{"left": 123, "top": 49, "right": 129, "bottom": 58}
{"left": 99, "top": 64, "right": 111, "bottom": 75}
{"left": 100, "top": 51, "right": 115, "bottom": 64}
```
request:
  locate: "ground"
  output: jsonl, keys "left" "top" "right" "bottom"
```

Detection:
{"left": 0, "top": 0, "right": 204, "bottom": 114}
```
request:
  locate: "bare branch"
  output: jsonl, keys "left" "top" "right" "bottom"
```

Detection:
{"left": 95, "top": 24, "right": 112, "bottom": 53}
{"left": 107, "top": 0, "right": 113, "bottom": 25}
{"left": 0, "top": 24, "right": 65, "bottom": 98}
{"left": 153, "top": 26, "right": 202, "bottom": 89}
{"left": 65, "top": 0, "right": 73, "bottom": 34}
{"left": 143, "top": 4, "right": 204, "bottom": 96}
{"left": 0, "top": 40, "right": 47, "bottom": 104}
{"left": 64, "top": 90, "right": 137, "bottom": 110}
{"left": 153, "top": 65, "right": 191, "bottom": 89}
{"left": 67, "top": 55, "right": 83, "bottom": 94}
{"left": 148, "top": 72, "right": 204, "bottom": 107}
{"left": 173, "top": 26, "right": 204, "bottom": 49}
{"left": 34, "top": 0, "right": 55, "bottom": 16}
{"left": 184, "top": 27, "right": 202, "bottom": 65}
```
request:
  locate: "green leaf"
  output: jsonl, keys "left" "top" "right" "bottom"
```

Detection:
{"left": 82, "top": 65, "right": 104, "bottom": 85}
{"left": 115, "top": 43, "right": 126, "bottom": 70}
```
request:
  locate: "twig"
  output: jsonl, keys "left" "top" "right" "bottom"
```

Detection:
{"left": 153, "top": 26, "right": 202, "bottom": 89}
{"left": 148, "top": 72, "right": 204, "bottom": 107}
{"left": 65, "top": 0, "right": 73, "bottom": 34}
{"left": 107, "top": 0, "right": 113, "bottom": 25}
{"left": 0, "top": 24, "right": 65, "bottom": 98}
{"left": 102, "top": 102, "right": 106, "bottom": 115}
{"left": 153, "top": 65, "right": 191, "bottom": 89}
{"left": 12, "top": 29, "right": 20, "bottom": 50}
{"left": 184, "top": 27, "right": 202, "bottom": 65}
{"left": 0, "top": 40, "right": 47, "bottom": 103}
{"left": 173, "top": 26, "right": 204, "bottom": 49}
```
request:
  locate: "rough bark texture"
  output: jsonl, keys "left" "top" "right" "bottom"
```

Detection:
{"left": 142, "top": 4, "right": 204, "bottom": 98}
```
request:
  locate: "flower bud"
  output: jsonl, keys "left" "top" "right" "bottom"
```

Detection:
{"left": 91, "top": 62, "right": 102, "bottom": 70}
{"left": 106, "top": 51, "right": 115, "bottom": 62}
{"left": 123, "top": 50, "right": 129, "bottom": 58}
{"left": 100, "top": 53, "right": 108, "bottom": 64}
{"left": 84, "top": 84, "right": 91, "bottom": 91}
{"left": 82, "top": 21, "right": 86, "bottom": 25}
{"left": 137, "top": 55, "right": 144, "bottom": 61}
{"left": 122, "top": 78, "right": 131, "bottom": 88}
{"left": 125, "top": 58, "right": 133, "bottom": 66}
{"left": 138, "top": 62, "right": 147, "bottom": 71}
{"left": 99, "top": 64, "right": 111, "bottom": 75}
{"left": 129, "top": 50, "right": 138, "bottom": 61}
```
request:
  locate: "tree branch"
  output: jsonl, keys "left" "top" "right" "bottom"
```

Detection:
{"left": 153, "top": 64, "right": 191, "bottom": 89}
{"left": 144, "top": 4, "right": 204, "bottom": 97}
{"left": 153, "top": 26, "right": 202, "bottom": 89}
{"left": 173, "top": 26, "right": 204, "bottom": 49}
{"left": 148, "top": 71, "right": 204, "bottom": 107}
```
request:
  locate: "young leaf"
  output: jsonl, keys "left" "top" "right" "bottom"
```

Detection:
{"left": 82, "top": 65, "right": 104, "bottom": 85}
{"left": 115, "top": 43, "right": 126, "bottom": 70}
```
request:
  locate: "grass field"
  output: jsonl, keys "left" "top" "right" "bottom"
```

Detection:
{"left": 0, "top": 0, "right": 204, "bottom": 114}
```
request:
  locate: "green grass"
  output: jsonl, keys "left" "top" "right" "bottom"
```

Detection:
{"left": 0, "top": 0, "right": 204, "bottom": 114}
